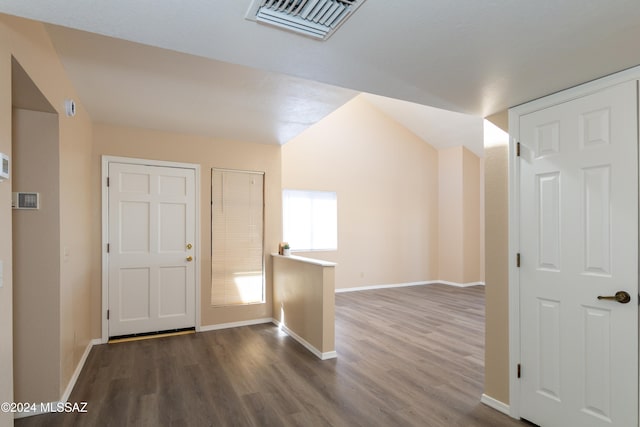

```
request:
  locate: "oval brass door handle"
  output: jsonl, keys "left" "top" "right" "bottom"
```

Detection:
{"left": 597, "top": 291, "right": 631, "bottom": 304}
{"left": 186, "top": 256, "right": 193, "bottom": 262}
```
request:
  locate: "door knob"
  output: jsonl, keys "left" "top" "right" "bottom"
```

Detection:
{"left": 597, "top": 291, "right": 631, "bottom": 304}
{"left": 186, "top": 256, "right": 193, "bottom": 262}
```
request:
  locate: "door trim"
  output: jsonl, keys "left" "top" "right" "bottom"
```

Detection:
{"left": 101, "top": 155, "right": 201, "bottom": 343}
{"left": 508, "top": 65, "right": 640, "bottom": 420}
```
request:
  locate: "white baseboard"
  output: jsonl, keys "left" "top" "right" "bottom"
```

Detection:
{"left": 271, "top": 318, "right": 337, "bottom": 360}
{"left": 15, "top": 338, "right": 101, "bottom": 419}
{"left": 335, "top": 280, "right": 485, "bottom": 293}
{"left": 481, "top": 393, "right": 510, "bottom": 416}
{"left": 336, "top": 281, "right": 437, "bottom": 293}
{"left": 61, "top": 338, "right": 101, "bottom": 402}
{"left": 13, "top": 401, "right": 59, "bottom": 419}
{"left": 438, "top": 280, "right": 485, "bottom": 288}
{"left": 199, "top": 318, "right": 273, "bottom": 332}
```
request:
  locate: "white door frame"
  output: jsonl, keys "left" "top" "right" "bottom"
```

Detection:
{"left": 101, "top": 155, "right": 201, "bottom": 343}
{"left": 508, "top": 65, "right": 640, "bottom": 420}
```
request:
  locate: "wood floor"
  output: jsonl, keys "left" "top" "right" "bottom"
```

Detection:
{"left": 16, "top": 284, "right": 527, "bottom": 427}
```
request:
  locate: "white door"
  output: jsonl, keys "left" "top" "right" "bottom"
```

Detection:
{"left": 519, "top": 80, "right": 638, "bottom": 427}
{"left": 108, "top": 162, "right": 196, "bottom": 337}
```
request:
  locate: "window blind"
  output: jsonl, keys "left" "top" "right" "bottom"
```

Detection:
{"left": 211, "top": 169, "right": 265, "bottom": 306}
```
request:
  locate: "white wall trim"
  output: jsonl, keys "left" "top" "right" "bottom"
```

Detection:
{"left": 199, "top": 318, "right": 273, "bottom": 332}
{"left": 101, "top": 156, "right": 109, "bottom": 342}
{"left": 61, "top": 338, "right": 101, "bottom": 402}
{"left": 13, "top": 401, "right": 59, "bottom": 419}
{"left": 508, "top": 103, "right": 522, "bottom": 419}
{"left": 177, "top": 318, "right": 337, "bottom": 359}
{"left": 101, "top": 156, "right": 201, "bottom": 342}
{"left": 335, "top": 280, "right": 485, "bottom": 293}
{"left": 271, "top": 318, "right": 337, "bottom": 360}
{"left": 15, "top": 338, "right": 100, "bottom": 419}
{"left": 481, "top": 394, "right": 510, "bottom": 416}
{"left": 437, "top": 280, "right": 485, "bottom": 288}
{"left": 335, "top": 281, "right": 434, "bottom": 293}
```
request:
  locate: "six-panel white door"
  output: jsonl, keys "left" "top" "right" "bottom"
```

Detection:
{"left": 108, "top": 162, "right": 196, "bottom": 337}
{"left": 519, "top": 80, "right": 638, "bottom": 427}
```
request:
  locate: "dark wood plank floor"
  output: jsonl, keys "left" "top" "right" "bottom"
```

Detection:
{"left": 16, "top": 284, "right": 527, "bottom": 426}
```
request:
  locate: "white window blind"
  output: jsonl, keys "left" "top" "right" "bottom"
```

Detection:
{"left": 283, "top": 189, "right": 337, "bottom": 251}
{"left": 211, "top": 169, "right": 264, "bottom": 306}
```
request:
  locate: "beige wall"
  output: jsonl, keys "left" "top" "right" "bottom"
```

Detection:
{"left": 483, "top": 144, "right": 509, "bottom": 403}
{"left": 282, "top": 95, "right": 440, "bottom": 289}
{"left": 438, "top": 146, "right": 482, "bottom": 284}
{"left": 12, "top": 109, "right": 61, "bottom": 403}
{"left": 272, "top": 255, "right": 335, "bottom": 355}
{"left": 462, "top": 147, "right": 481, "bottom": 283}
{"left": 438, "top": 147, "right": 464, "bottom": 283}
{"left": 480, "top": 157, "right": 485, "bottom": 282}
{"left": 0, "top": 14, "right": 95, "bottom": 421}
{"left": 486, "top": 111, "right": 508, "bottom": 133}
{"left": 92, "top": 123, "right": 282, "bottom": 331}
{"left": 0, "top": 25, "right": 13, "bottom": 427}
{"left": 483, "top": 111, "right": 510, "bottom": 403}
{"left": 58, "top": 87, "right": 94, "bottom": 393}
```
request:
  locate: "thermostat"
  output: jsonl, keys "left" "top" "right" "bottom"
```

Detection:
{"left": 12, "top": 192, "right": 39, "bottom": 209}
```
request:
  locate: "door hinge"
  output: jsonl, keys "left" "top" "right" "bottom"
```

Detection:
{"left": 107, "top": 177, "right": 110, "bottom": 187}
{"left": 516, "top": 142, "right": 521, "bottom": 157}
{"left": 107, "top": 243, "right": 110, "bottom": 253}
{"left": 516, "top": 253, "right": 521, "bottom": 267}
{"left": 107, "top": 309, "right": 110, "bottom": 320}
{"left": 517, "top": 363, "right": 521, "bottom": 378}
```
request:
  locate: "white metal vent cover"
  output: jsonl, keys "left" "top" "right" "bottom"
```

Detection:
{"left": 246, "top": 0, "right": 366, "bottom": 40}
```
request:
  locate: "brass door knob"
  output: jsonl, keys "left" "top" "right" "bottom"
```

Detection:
{"left": 186, "top": 256, "right": 193, "bottom": 262}
{"left": 597, "top": 291, "right": 631, "bottom": 304}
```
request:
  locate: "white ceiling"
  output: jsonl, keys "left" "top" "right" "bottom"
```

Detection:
{"left": 361, "top": 93, "right": 484, "bottom": 156}
{"left": 44, "top": 24, "right": 359, "bottom": 145}
{"left": 2, "top": 1, "right": 640, "bottom": 155}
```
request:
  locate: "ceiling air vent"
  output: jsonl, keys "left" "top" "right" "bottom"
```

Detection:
{"left": 246, "top": 0, "right": 366, "bottom": 40}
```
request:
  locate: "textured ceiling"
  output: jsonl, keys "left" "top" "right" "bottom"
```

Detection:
{"left": 2, "top": 1, "right": 639, "bottom": 154}
{"left": 3, "top": 0, "right": 640, "bottom": 114}
{"left": 44, "top": 24, "right": 359, "bottom": 145}
{"left": 42, "top": 23, "right": 484, "bottom": 153}
{"left": 361, "top": 93, "right": 484, "bottom": 156}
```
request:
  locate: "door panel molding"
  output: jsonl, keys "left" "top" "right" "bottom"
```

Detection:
{"left": 508, "top": 66, "right": 640, "bottom": 424}
{"left": 101, "top": 156, "right": 201, "bottom": 343}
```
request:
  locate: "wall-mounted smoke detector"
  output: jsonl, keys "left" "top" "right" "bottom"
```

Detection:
{"left": 246, "top": 0, "right": 366, "bottom": 40}
{"left": 65, "top": 99, "right": 76, "bottom": 117}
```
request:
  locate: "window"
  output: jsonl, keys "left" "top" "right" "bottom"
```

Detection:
{"left": 283, "top": 189, "right": 337, "bottom": 251}
{"left": 211, "top": 169, "right": 264, "bottom": 306}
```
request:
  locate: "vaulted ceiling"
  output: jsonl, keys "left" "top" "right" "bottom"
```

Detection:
{"left": 2, "top": 1, "right": 640, "bottom": 156}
